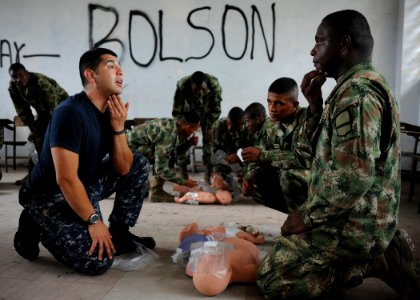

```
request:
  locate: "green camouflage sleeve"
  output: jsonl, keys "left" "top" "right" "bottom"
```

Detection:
{"left": 154, "top": 138, "right": 186, "bottom": 184}
{"left": 242, "top": 121, "right": 269, "bottom": 180}
{"left": 300, "top": 87, "right": 387, "bottom": 227}
{"left": 259, "top": 108, "right": 319, "bottom": 169}
{"left": 211, "top": 119, "right": 226, "bottom": 155}
{"left": 172, "top": 77, "right": 189, "bottom": 118}
{"left": 128, "top": 120, "right": 185, "bottom": 184}
{"left": 201, "top": 75, "right": 222, "bottom": 129}
{"left": 8, "top": 82, "right": 35, "bottom": 127}
{"left": 36, "top": 74, "right": 68, "bottom": 113}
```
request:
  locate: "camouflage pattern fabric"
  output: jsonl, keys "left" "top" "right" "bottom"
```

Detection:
{"left": 8, "top": 72, "right": 68, "bottom": 151}
{"left": 243, "top": 107, "right": 319, "bottom": 212}
{"left": 211, "top": 117, "right": 247, "bottom": 177}
{"left": 257, "top": 62, "right": 401, "bottom": 299}
{"left": 172, "top": 73, "right": 222, "bottom": 165}
{"left": 128, "top": 118, "right": 188, "bottom": 185}
{"left": 29, "top": 153, "right": 149, "bottom": 275}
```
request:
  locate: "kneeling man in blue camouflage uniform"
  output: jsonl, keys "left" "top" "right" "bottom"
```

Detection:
{"left": 14, "top": 48, "right": 154, "bottom": 275}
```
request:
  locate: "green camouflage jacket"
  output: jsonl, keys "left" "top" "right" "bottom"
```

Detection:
{"left": 299, "top": 62, "right": 400, "bottom": 259}
{"left": 8, "top": 72, "right": 68, "bottom": 132}
{"left": 244, "top": 107, "right": 319, "bottom": 179}
{"left": 212, "top": 118, "right": 248, "bottom": 155}
{"left": 211, "top": 117, "right": 248, "bottom": 174}
{"left": 128, "top": 118, "right": 188, "bottom": 184}
{"left": 172, "top": 73, "right": 222, "bottom": 130}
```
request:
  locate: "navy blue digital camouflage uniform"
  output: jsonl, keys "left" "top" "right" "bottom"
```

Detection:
{"left": 29, "top": 153, "right": 149, "bottom": 275}
{"left": 27, "top": 91, "right": 150, "bottom": 275}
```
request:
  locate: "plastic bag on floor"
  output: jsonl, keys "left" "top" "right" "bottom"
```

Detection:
{"left": 112, "top": 244, "right": 159, "bottom": 271}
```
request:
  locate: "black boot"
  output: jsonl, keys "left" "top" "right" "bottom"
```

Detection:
{"left": 18, "top": 183, "right": 32, "bottom": 208}
{"left": 14, "top": 207, "right": 40, "bottom": 260}
{"left": 109, "top": 223, "right": 156, "bottom": 256}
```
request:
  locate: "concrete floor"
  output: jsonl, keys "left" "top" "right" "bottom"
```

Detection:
{"left": 0, "top": 167, "right": 419, "bottom": 300}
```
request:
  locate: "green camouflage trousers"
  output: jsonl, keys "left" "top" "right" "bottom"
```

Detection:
{"left": 257, "top": 235, "right": 368, "bottom": 299}
{"left": 251, "top": 167, "right": 309, "bottom": 214}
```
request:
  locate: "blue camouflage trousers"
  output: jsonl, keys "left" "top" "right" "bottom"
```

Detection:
{"left": 29, "top": 153, "right": 150, "bottom": 275}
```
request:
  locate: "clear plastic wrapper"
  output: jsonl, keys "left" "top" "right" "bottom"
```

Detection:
{"left": 186, "top": 241, "right": 234, "bottom": 279}
{"left": 111, "top": 243, "right": 159, "bottom": 272}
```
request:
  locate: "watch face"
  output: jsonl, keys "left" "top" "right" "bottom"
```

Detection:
{"left": 89, "top": 214, "right": 100, "bottom": 224}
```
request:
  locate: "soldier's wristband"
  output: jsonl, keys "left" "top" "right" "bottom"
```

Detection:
{"left": 113, "top": 128, "right": 127, "bottom": 135}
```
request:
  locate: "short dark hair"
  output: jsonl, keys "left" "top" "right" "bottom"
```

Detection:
{"left": 322, "top": 10, "right": 374, "bottom": 57}
{"left": 268, "top": 77, "right": 298, "bottom": 94}
{"left": 181, "top": 110, "right": 201, "bottom": 125}
{"left": 244, "top": 102, "right": 266, "bottom": 119}
{"left": 9, "top": 63, "right": 26, "bottom": 73}
{"left": 227, "top": 107, "right": 244, "bottom": 124}
{"left": 191, "top": 71, "right": 208, "bottom": 85}
{"left": 79, "top": 48, "right": 117, "bottom": 86}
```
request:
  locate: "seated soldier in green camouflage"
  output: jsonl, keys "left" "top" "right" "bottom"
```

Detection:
{"left": 241, "top": 78, "right": 321, "bottom": 213}
{"left": 211, "top": 106, "right": 247, "bottom": 201}
{"left": 128, "top": 111, "right": 200, "bottom": 202}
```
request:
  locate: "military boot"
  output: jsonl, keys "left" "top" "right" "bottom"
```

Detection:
{"left": 14, "top": 207, "right": 41, "bottom": 260}
{"left": 180, "top": 165, "right": 189, "bottom": 180}
{"left": 204, "top": 164, "right": 213, "bottom": 184}
{"left": 367, "top": 229, "right": 420, "bottom": 299}
{"left": 149, "top": 177, "right": 174, "bottom": 203}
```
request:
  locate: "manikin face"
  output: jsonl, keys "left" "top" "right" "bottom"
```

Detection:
{"left": 310, "top": 21, "right": 341, "bottom": 77}
{"left": 92, "top": 54, "right": 124, "bottom": 96}
{"left": 10, "top": 69, "right": 30, "bottom": 87}
{"left": 267, "top": 89, "right": 298, "bottom": 123}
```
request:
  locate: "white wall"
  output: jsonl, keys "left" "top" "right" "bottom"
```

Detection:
{"left": 0, "top": 0, "right": 416, "bottom": 168}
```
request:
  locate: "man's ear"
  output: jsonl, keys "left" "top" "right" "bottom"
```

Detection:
{"left": 83, "top": 69, "right": 95, "bottom": 83}
{"left": 341, "top": 35, "right": 351, "bottom": 54}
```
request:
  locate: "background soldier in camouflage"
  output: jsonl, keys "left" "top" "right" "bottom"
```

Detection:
{"left": 172, "top": 71, "right": 223, "bottom": 183}
{"left": 8, "top": 63, "right": 68, "bottom": 184}
{"left": 128, "top": 111, "right": 200, "bottom": 202}
{"left": 211, "top": 106, "right": 247, "bottom": 201}
{"left": 242, "top": 102, "right": 267, "bottom": 148}
{"left": 257, "top": 10, "right": 419, "bottom": 299}
{"left": 14, "top": 48, "right": 155, "bottom": 275}
{"left": 241, "top": 78, "right": 320, "bottom": 213}
{"left": 8, "top": 63, "right": 68, "bottom": 153}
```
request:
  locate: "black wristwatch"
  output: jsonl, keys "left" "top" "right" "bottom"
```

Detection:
{"left": 87, "top": 213, "right": 100, "bottom": 225}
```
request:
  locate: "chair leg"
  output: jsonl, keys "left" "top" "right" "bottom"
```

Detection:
{"left": 408, "top": 139, "right": 419, "bottom": 202}
{"left": 5, "top": 144, "right": 8, "bottom": 173}
{"left": 191, "top": 148, "right": 196, "bottom": 173}
{"left": 13, "top": 144, "right": 17, "bottom": 170}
